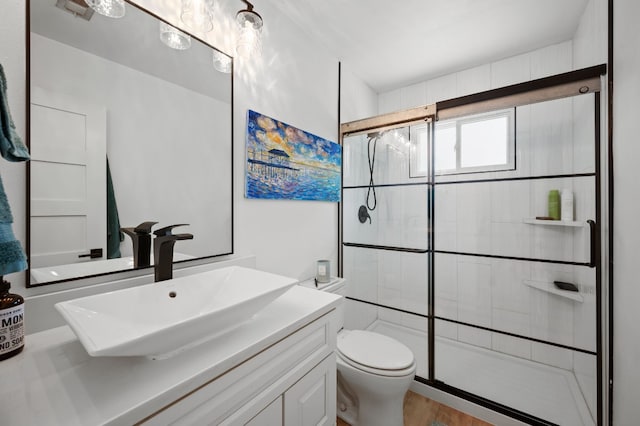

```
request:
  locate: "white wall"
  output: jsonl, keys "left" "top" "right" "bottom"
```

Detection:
{"left": 0, "top": 0, "right": 377, "bottom": 295}
{"left": 612, "top": 0, "right": 640, "bottom": 424}
{"left": 30, "top": 33, "right": 232, "bottom": 259}
{"left": 379, "top": 41, "right": 574, "bottom": 113}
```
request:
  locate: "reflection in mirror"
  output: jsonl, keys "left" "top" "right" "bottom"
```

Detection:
{"left": 28, "top": 0, "right": 233, "bottom": 286}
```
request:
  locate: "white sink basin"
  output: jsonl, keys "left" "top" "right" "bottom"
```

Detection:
{"left": 55, "top": 266, "right": 297, "bottom": 358}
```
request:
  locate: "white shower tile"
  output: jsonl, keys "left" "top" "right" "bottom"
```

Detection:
{"left": 491, "top": 222, "right": 531, "bottom": 258}
{"left": 572, "top": 271, "right": 597, "bottom": 352}
{"left": 435, "top": 298, "right": 458, "bottom": 340}
{"left": 456, "top": 65, "right": 491, "bottom": 97}
{"left": 530, "top": 283, "right": 574, "bottom": 348}
{"left": 402, "top": 313, "right": 428, "bottom": 332}
{"left": 530, "top": 97, "right": 574, "bottom": 176}
{"left": 378, "top": 88, "right": 402, "bottom": 115}
{"left": 492, "top": 308, "right": 530, "bottom": 336}
{"left": 456, "top": 184, "right": 491, "bottom": 254}
{"left": 572, "top": 94, "right": 596, "bottom": 174}
{"left": 492, "top": 332, "right": 532, "bottom": 360}
{"left": 531, "top": 342, "right": 573, "bottom": 370}
{"left": 344, "top": 299, "right": 377, "bottom": 331}
{"left": 436, "top": 319, "right": 458, "bottom": 340}
{"left": 458, "top": 260, "right": 492, "bottom": 327}
{"left": 491, "top": 53, "right": 531, "bottom": 89}
{"left": 514, "top": 104, "right": 532, "bottom": 178}
{"left": 401, "top": 82, "right": 427, "bottom": 109}
{"left": 426, "top": 74, "right": 457, "bottom": 104}
{"left": 490, "top": 180, "right": 530, "bottom": 223}
{"left": 378, "top": 286, "right": 403, "bottom": 310}
{"left": 378, "top": 306, "right": 402, "bottom": 324}
{"left": 435, "top": 253, "right": 458, "bottom": 301}
{"left": 491, "top": 259, "right": 531, "bottom": 313}
{"left": 458, "top": 326, "right": 492, "bottom": 349}
{"left": 529, "top": 42, "right": 573, "bottom": 79}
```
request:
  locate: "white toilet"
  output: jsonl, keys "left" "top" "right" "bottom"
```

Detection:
{"left": 301, "top": 278, "right": 416, "bottom": 426}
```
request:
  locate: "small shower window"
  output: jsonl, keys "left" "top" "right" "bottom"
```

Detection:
{"left": 434, "top": 108, "right": 515, "bottom": 175}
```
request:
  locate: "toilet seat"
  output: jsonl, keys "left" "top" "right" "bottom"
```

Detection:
{"left": 337, "top": 330, "right": 416, "bottom": 377}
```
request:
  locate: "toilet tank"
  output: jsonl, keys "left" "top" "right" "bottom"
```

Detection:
{"left": 299, "top": 277, "right": 346, "bottom": 328}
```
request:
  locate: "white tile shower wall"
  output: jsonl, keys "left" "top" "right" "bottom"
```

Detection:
{"left": 434, "top": 253, "right": 458, "bottom": 339}
{"left": 378, "top": 41, "right": 573, "bottom": 115}
{"left": 433, "top": 253, "right": 596, "bottom": 369}
{"left": 343, "top": 186, "right": 429, "bottom": 250}
{"left": 457, "top": 260, "right": 492, "bottom": 349}
{"left": 369, "top": 27, "right": 602, "bottom": 383}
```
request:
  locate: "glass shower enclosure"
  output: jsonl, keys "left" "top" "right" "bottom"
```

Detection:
{"left": 339, "top": 68, "right": 605, "bottom": 426}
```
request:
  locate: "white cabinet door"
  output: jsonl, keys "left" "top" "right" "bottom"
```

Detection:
{"left": 284, "top": 354, "right": 336, "bottom": 426}
{"left": 245, "top": 396, "right": 282, "bottom": 426}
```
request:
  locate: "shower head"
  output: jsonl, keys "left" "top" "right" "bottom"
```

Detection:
{"left": 367, "top": 130, "right": 388, "bottom": 139}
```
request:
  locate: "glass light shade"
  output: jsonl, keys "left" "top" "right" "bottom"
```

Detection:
{"left": 86, "top": 0, "right": 125, "bottom": 18}
{"left": 159, "top": 22, "right": 191, "bottom": 50}
{"left": 212, "top": 50, "right": 232, "bottom": 73}
{"left": 180, "top": 0, "right": 215, "bottom": 33}
{"left": 236, "top": 10, "right": 263, "bottom": 57}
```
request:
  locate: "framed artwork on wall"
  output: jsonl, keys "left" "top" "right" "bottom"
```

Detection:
{"left": 245, "top": 110, "right": 341, "bottom": 202}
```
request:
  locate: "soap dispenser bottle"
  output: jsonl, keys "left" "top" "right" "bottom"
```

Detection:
{"left": 0, "top": 280, "right": 24, "bottom": 361}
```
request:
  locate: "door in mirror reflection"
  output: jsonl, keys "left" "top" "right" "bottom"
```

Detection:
{"left": 28, "top": 0, "right": 233, "bottom": 286}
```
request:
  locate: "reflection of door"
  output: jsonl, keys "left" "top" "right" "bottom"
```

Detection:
{"left": 30, "top": 87, "right": 106, "bottom": 268}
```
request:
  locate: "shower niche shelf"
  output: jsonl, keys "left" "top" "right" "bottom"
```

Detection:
{"left": 523, "top": 280, "right": 584, "bottom": 302}
{"left": 523, "top": 218, "right": 585, "bottom": 227}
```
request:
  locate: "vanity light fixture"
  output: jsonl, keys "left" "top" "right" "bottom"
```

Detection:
{"left": 212, "top": 50, "right": 232, "bottom": 73}
{"left": 159, "top": 22, "right": 191, "bottom": 50}
{"left": 85, "top": 0, "right": 125, "bottom": 18}
{"left": 55, "top": 0, "right": 95, "bottom": 21}
{"left": 180, "top": 0, "right": 215, "bottom": 33}
{"left": 236, "top": 0, "right": 263, "bottom": 58}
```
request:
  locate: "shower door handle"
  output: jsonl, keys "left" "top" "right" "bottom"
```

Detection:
{"left": 587, "top": 220, "right": 597, "bottom": 268}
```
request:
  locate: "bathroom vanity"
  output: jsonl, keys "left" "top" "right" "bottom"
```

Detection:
{"left": 0, "top": 286, "right": 341, "bottom": 425}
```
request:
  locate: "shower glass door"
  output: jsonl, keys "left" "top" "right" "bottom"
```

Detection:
{"left": 340, "top": 68, "right": 604, "bottom": 426}
{"left": 341, "top": 123, "right": 432, "bottom": 378}
{"left": 432, "top": 92, "right": 600, "bottom": 426}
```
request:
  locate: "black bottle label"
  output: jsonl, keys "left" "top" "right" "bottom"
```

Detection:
{"left": 0, "top": 305, "right": 24, "bottom": 355}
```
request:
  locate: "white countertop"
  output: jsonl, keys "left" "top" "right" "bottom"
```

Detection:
{"left": 0, "top": 286, "right": 341, "bottom": 425}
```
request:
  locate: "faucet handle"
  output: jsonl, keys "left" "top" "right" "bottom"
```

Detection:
{"left": 154, "top": 224, "right": 190, "bottom": 237}
{"left": 134, "top": 221, "right": 158, "bottom": 234}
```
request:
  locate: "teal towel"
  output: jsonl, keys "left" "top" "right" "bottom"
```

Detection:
{"left": 0, "top": 62, "right": 29, "bottom": 275}
{"left": 0, "top": 63, "right": 30, "bottom": 162}
{"left": 106, "top": 159, "right": 123, "bottom": 259}
{"left": 0, "top": 175, "right": 27, "bottom": 275}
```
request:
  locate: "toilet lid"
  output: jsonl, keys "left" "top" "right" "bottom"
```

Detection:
{"left": 337, "top": 330, "right": 414, "bottom": 370}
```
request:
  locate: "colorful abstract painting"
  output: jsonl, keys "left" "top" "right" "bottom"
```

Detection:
{"left": 245, "top": 110, "right": 341, "bottom": 202}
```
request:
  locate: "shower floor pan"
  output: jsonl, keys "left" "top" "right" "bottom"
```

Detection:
{"left": 368, "top": 320, "right": 595, "bottom": 426}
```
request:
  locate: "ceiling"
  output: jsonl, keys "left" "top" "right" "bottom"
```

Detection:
{"left": 271, "top": 0, "right": 590, "bottom": 93}
{"left": 31, "top": 0, "right": 231, "bottom": 102}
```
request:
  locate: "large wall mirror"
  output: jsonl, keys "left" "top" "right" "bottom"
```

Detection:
{"left": 27, "top": 0, "right": 233, "bottom": 286}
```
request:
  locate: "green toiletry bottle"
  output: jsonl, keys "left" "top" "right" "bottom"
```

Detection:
{"left": 0, "top": 280, "right": 24, "bottom": 361}
{"left": 548, "top": 190, "right": 561, "bottom": 220}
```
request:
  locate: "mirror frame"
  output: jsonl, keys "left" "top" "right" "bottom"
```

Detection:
{"left": 25, "top": 0, "right": 234, "bottom": 287}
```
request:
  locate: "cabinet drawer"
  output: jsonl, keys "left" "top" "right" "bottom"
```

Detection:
{"left": 143, "top": 310, "right": 336, "bottom": 425}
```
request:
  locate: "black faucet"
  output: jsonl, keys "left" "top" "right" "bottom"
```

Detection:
{"left": 121, "top": 221, "right": 158, "bottom": 268}
{"left": 153, "top": 224, "right": 193, "bottom": 282}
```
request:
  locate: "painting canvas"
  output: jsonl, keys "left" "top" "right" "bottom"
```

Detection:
{"left": 245, "top": 110, "right": 341, "bottom": 202}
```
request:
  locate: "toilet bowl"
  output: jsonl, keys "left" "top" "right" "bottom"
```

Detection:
{"left": 300, "top": 278, "right": 416, "bottom": 426}
{"left": 336, "top": 329, "right": 416, "bottom": 426}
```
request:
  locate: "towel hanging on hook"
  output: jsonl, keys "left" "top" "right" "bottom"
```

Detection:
{"left": 0, "top": 63, "right": 29, "bottom": 162}
{"left": 0, "top": 62, "right": 30, "bottom": 276}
